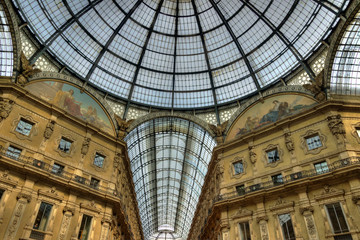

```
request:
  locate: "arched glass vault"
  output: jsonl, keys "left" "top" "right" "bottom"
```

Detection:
{"left": 125, "top": 117, "right": 216, "bottom": 239}
{"left": 14, "top": 0, "right": 348, "bottom": 113}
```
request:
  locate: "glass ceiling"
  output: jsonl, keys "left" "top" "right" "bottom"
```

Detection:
{"left": 14, "top": 0, "right": 348, "bottom": 110}
{"left": 125, "top": 117, "right": 216, "bottom": 239}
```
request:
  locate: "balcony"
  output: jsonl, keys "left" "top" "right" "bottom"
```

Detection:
{"left": 215, "top": 157, "right": 360, "bottom": 203}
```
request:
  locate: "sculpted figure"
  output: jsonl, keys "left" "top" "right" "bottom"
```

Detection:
{"left": 327, "top": 114, "right": 346, "bottom": 139}
{"left": 0, "top": 98, "right": 14, "bottom": 122}
{"left": 284, "top": 132, "right": 294, "bottom": 152}
{"left": 249, "top": 146, "right": 257, "bottom": 164}
{"left": 81, "top": 137, "right": 91, "bottom": 156}
{"left": 44, "top": 120, "right": 55, "bottom": 139}
{"left": 209, "top": 121, "right": 228, "bottom": 144}
{"left": 114, "top": 115, "right": 134, "bottom": 140}
{"left": 303, "top": 70, "right": 326, "bottom": 102}
{"left": 17, "top": 52, "right": 41, "bottom": 86}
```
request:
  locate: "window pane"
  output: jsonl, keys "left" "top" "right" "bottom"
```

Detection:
{"left": 78, "top": 214, "right": 92, "bottom": 240}
{"left": 278, "top": 213, "right": 295, "bottom": 240}
{"left": 94, "top": 153, "right": 105, "bottom": 168}
{"left": 272, "top": 174, "right": 283, "bottom": 185}
{"left": 51, "top": 163, "right": 64, "bottom": 175}
{"left": 236, "top": 185, "right": 245, "bottom": 196}
{"left": 6, "top": 146, "right": 22, "bottom": 160}
{"left": 33, "top": 202, "right": 53, "bottom": 231}
{"left": 326, "top": 203, "right": 349, "bottom": 233}
{"left": 90, "top": 178, "right": 100, "bottom": 189}
{"left": 16, "top": 119, "right": 33, "bottom": 136}
{"left": 239, "top": 222, "right": 251, "bottom": 240}
{"left": 58, "top": 138, "right": 72, "bottom": 153}
{"left": 314, "top": 161, "right": 329, "bottom": 174}
{"left": 306, "top": 135, "right": 322, "bottom": 150}
{"left": 233, "top": 161, "right": 243, "bottom": 175}
{"left": 267, "top": 149, "right": 279, "bottom": 163}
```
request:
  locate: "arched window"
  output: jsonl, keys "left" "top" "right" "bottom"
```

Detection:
{"left": 0, "top": 3, "right": 13, "bottom": 76}
{"left": 331, "top": 11, "right": 360, "bottom": 95}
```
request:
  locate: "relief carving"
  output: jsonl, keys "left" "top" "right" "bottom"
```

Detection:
{"left": 81, "top": 137, "right": 91, "bottom": 156}
{"left": 284, "top": 132, "right": 295, "bottom": 152}
{"left": 114, "top": 115, "right": 134, "bottom": 140}
{"left": 304, "top": 214, "right": 318, "bottom": 240}
{"left": 303, "top": 70, "right": 326, "bottom": 102}
{"left": 59, "top": 211, "right": 72, "bottom": 240}
{"left": 248, "top": 146, "right": 257, "bottom": 164}
{"left": 44, "top": 120, "right": 55, "bottom": 139}
{"left": 327, "top": 114, "right": 346, "bottom": 139}
{"left": 17, "top": 52, "right": 41, "bottom": 86}
{"left": 0, "top": 98, "right": 14, "bottom": 122}
{"left": 208, "top": 121, "right": 228, "bottom": 144}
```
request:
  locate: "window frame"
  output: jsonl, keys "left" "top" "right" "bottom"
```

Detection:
{"left": 78, "top": 214, "right": 93, "bottom": 240}
{"left": 325, "top": 202, "right": 350, "bottom": 234}
{"left": 93, "top": 153, "right": 105, "bottom": 168}
{"left": 266, "top": 148, "right": 280, "bottom": 164}
{"left": 236, "top": 185, "right": 245, "bottom": 196}
{"left": 51, "top": 163, "right": 64, "bottom": 175}
{"left": 301, "top": 130, "right": 326, "bottom": 155}
{"left": 6, "top": 145, "right": 22, "bottom": 160}
{"left": 15, "top": 118, "right": 34, "bottom": 136}
{"left": 278, "top": 213, "right": 296, "bottom": 240}
{"left": 305, "top": 134, "right": 323, "bottom": 151}
{"left": 33, "top": 202, "right": 53, "bottom": 231}
{"left": 272, "top": 173, "right": 284, "bottom": 186}
{"left": 238, "top": 221, "right": 251, "bottom": 240}
{"left": 58, "top": 137, "right": 72, "bottom": 153}
{"left": 233, "top": 161, "right": 244, "bottom": 175}
{"left": 314, "top": 161, "right": 329, "bottom": 174}
{"left": 90, "top": 177, "right": 100, "bottom": 189}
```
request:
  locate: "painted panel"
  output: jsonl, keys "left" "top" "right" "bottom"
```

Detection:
{"left": 25, "top": 80, "right": 114, "bottom": 135}
{"left": 227, "top": 94, "right": 317, "bottom": 141}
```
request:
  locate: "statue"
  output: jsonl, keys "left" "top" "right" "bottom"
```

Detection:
{"left": 0, "top": 98, "right": 14, "bottom": 122}
{"left": 44, "top": 120, "right": 55, "bottom": 139}
{"left": 17, "top": 52, "right": 42, "bottom": 86}
{"left": 114, "top": 115, "right": 134, "bottom": 140}
{"left": 113, "top": 149, "right": 123, "bottom": 172}
{"left": 284, "top": 132, "right": 294, "bottom": 152}
{"left": 327, "top": 114, "right": 346, "bottom": 139}
{"left": 249, "top": 146, "right": 257, "bottom": 164}
{"left": 81, "top": 137, "right": 91, "bottom": 156}
{"left": 209, "top": 121, "right": 228, "bottom": 144}
{"left": 216, "top": 162, "right": 224, "bottom": 183}
{"left": 303, "top": 70, "right": 326, "bottom": 102}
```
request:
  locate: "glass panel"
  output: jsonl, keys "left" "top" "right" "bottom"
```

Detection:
{"left": 278, "top": 213, "right": 296, "bottom": 240}
{"left": 306, "top": 135, "right": 322, "bottom": 150}
{"left": 16, "top": 119, "right": 33, "bottom": 136}
{"left": 93, "top": 153, "right": 105, "bottom": 168}
{"left": 267, "top": 149, "right": 279, "bottom": 163}
{"left": 314, "top": 161, "right": 329, "bottom": 174}
{"left": 58, "top": 138, "right": 72, "bottom": 153}
{"left": 326, "top": 203, "right": 349, "bottom": 233}
{"left": 272, "top": 174, "right": 283, "bottom": 185}
{"left": 6, "top": 146, "right": 22, "bottom": 160}
{"left": 90, "top": 178, "right": 100, "bottom": 189}
{"left": 33, "top": 202, "right": 53, "bottom": 231}
{"left": 51, "top": 163, "right": 64, "bottom": 175}
{"left": 233, "top": 161, "right": 243, "bottom": 175}
{"left": 239, "top": 222, "right": 251, "bottom": 240}
{"left": 236, "top": 185, "right": 245, "bottom": 196}
{"left": 78, "top": 214, "right": 92, "bottom": 240}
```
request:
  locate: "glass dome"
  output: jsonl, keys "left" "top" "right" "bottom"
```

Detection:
{"left": 14, "top": 0, "right": 348, "bottom": 110}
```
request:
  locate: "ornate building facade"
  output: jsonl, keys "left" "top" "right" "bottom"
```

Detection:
{"left": 0, "top": 0, "right": 360, "bottom": 240}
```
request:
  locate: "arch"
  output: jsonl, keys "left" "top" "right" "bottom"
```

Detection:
{"left": 26, "top": 72, "right": 117, "bottom": 136}
{"left": 1, "top": 0, "right": 21, "bottom": 80}
{"left": 325, "top": 0, "right": 360, "bottom": 92}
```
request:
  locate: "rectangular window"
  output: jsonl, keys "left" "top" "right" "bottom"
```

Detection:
{"left": 326, "top": 202, "right": 349, "bottom": 234}
{"left": 6, "top": 145, "right": 22, "bottom": 160}
{"left": 272, "top": 174, "right": 283, "bottom": 185}
{"left": 314, "top": 161, "right": 329, "bottom": 174}
{"left": 233, "top": 161, "right": 244, "bottom": 175}
{"left": 16, "top": 118, "right": 33, "bottom": 136}
{"left": 278, "top": 213, "right": 296, "bottom": 240}
{"left": 267, "top": 149, "right": 279, "bottom": 163}
{"left": 78, "top": 214, "right": 92, "bottom": 240}
{"left": 33, "top": 202, "right": 53, "bottom": 231}
{"left": 239, "top": 222, "right": 251, "bottom": 240}
{"left": 93, "top": 153, "right": 105, "bottom": 168}
{"left": 306, "top": 135, "right": 322, "bottom": 150}
{"left": 356, "top": 127, "right": 360, "bottom": 137}
{"left": 51, "top": 163, "right": 64, "bottom": 175}
{"left": 90, "top": 177, "right": 100, "bottom": 189}
{"left": 236, "top": 185, "right": 245, "bottom": 196}
{"left": 58, "top": 138, "right": 72, "bottom": 153}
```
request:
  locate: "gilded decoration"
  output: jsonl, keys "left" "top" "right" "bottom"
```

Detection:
{"left": 11, "top": 114, "right": 38, "bottom": 140}
{"left": 25, "top": 80, "right": 114, "bottom": 135}
{"left": 262, "top": 144, "right": 283, "bottom": 168}
{"left": 226, "top": 93, "right": 317, "bottom": 142}
{"left": 300, "top": 129, "right": 327, "bottom": 155}
{"left": 229, "top": 156, "right": 246, "bottom": 179}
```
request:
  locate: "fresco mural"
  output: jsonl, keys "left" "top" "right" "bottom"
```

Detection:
{"left": 25, "top": 81, "right": 114, "bottom": 135}
{"left": 226, "top": 94, "right": 317, "bottom": 141}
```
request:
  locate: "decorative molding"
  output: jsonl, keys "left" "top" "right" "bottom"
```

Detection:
{"left": 80, "top": 137, "right": 91, "bottom": 156}
{"left": 38, "top": 187, "right": 63, "bottom": 202}
{"left": 327, "top": 114, "right": 346, "bottom": 139}
{"left": 300, "top": 206, "right": 314, "bottom": 215}
{"left": 80, "top": 200, "right": 101, "bottom": 214}
{"left": 17, "top": 192, "right": 32, "bottom": 203}
{"left": 0, "top": 170, "right": 17, "bottom": 188}
{"left": 262, "top": 144, "right": 283, "bottom": 168}
{"left": 300, "top": 129, "right": 327, "bottom": 155}
{"left": 43, "top": 120, "right": 55, "bottom": 140}
{"left": 229, "top": 156, "right": 246, "bottom": 179}
{"left": 55, "top": 133, "right": 76, "bottom": 158}
{"left": 269, "top": 197, "right": 294, "bottom": 213}
{"left": 231, "top": 207, "right": 253, "bottom": 220}
{"left": 11, "top": 114, "right": 38, "bottom": 140}
{"left": 351, "top": 122, "right": 360, "bottom": 144}
{"left": 256, "top": 215, "right": 269, "bottom": 223}
{"left": 0, "top": 97, "right": 14, "bottom": 122}
{"left": 90, "top": 149, "right": 108, "bottom": 171}
{"left": 314, "top": 184, "right": 345, "bottom": 202}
